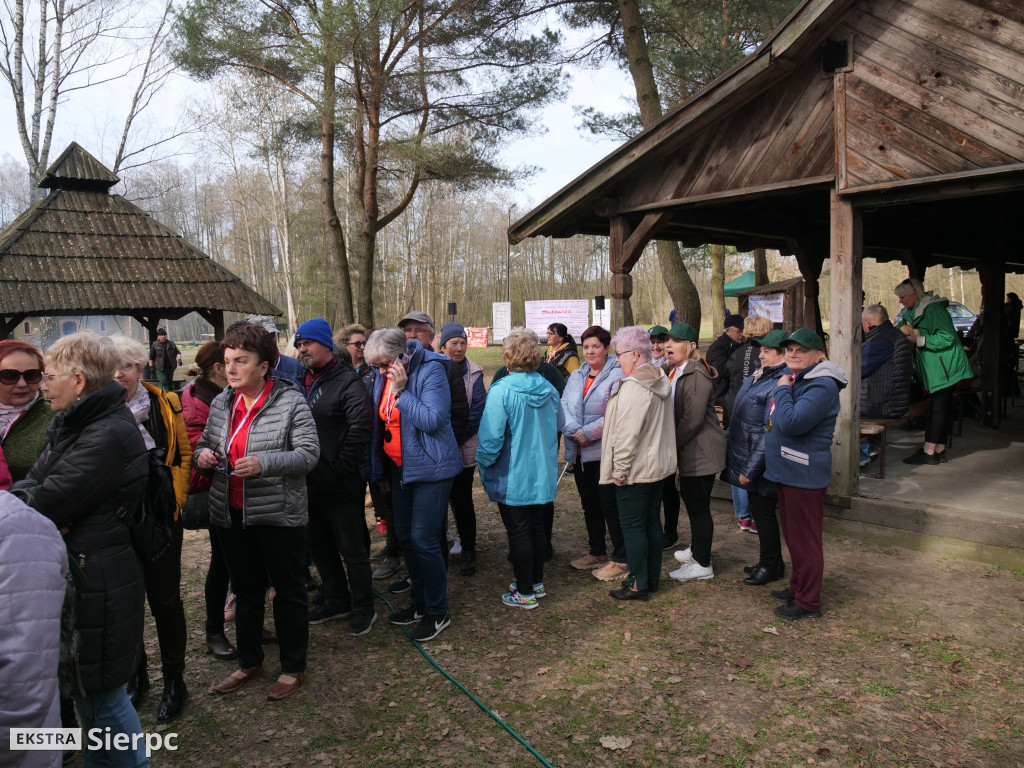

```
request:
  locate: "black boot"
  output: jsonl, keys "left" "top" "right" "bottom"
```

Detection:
{"left": 156, "top": 675, "right": 187, "bottom": 724}
{"left": 459, "top": 548, "right": 477, "bottom": 576}
{"left": 125, "top": 659, "right": 150, "bottom": 710}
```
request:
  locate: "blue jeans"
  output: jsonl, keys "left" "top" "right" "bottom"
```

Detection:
{"left": 390, "top": 468, "right": 454, "bottom": 617}
{"left": 731, "top": 485, "right": 750, "bottom": 519}
{"left": 73, "top": 688, "right": 148, "bottom": 767}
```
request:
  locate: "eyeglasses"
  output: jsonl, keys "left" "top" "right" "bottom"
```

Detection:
{"left": 41, "top": 373, "right": 65, "bottom": 384}
{"left": 0, "top": 368, "right": 43, "bottom": 385}
{"left": 347, "top": 341, "right": 366, "bottom": 348}
{"left": 615, "top": 350, "right": 636, "bottom": 358}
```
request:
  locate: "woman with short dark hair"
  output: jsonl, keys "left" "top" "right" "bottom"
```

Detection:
{"left": 545, "top": 323, "right": 580, "bottom": 382}
{"left": 195, "top": 324, "right": 320, "bottom": 701}
{"left": 561, "top": 325, "right": 626, "bottom": 581}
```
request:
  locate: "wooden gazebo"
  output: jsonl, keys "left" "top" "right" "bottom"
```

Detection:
{"left": 510, "top": 0, "right": 1024, "bottom": 497}
{"left": 0, "top": 143, "right": 280, "bottom": 342}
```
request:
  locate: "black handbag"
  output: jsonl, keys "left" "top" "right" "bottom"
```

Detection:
{"left": 181, "top": 491, "right": 211, "bottom": 530}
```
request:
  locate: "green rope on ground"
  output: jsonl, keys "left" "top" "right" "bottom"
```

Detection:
{"left": 375, "top": 592, "right": 557, "bottom": 768}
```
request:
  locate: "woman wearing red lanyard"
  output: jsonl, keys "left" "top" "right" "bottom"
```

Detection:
{"left": 195, "top": 324, "right": 320, "bottom": 701}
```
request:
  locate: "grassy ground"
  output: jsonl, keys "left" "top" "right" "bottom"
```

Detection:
{"left": 118, "top": 484, "right": 1024, "bottom": 768}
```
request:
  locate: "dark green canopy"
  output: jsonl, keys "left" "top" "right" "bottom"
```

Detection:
{"left": 724, "top": 270, "right": 764, "bottom": 297}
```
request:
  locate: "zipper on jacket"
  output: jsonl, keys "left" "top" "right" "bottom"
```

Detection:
{"left": 234, "top": 383, "right": 279, "bottom": 529}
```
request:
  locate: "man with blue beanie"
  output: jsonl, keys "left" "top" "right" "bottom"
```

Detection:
{"left": 294, "top": 318, "right": 377, "bottom": 635}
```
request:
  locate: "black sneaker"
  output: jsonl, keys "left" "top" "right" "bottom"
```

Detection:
{"left": 389, "top": 606, "right": 424, "bottom": 626}
{"left": 662, "top": 535, "right": 680, "bottom": 551}
{"left": 774, "top": 601, "right": 822, "bottom": 620}
{"left": 770, "top": 588, "right": 794, "bottom": 603}
{"left": 935, "top": 451, "right": 949, "bottom": 463}
{"left": 348, "top": 610, "right": 378, "bottom": 636}
{"left": 411, "top": 612, "right": 451, "bottom": 642}
{"left": 308, "top": 604, "right": 352, "bottom": 625}
{"left": 388, "top": 574, "right": 411, "bottom": 594}
{"left": 902, "top": 449, "right": 939, "bottom": 465}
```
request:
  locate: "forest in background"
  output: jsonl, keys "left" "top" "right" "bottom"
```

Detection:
{"left": 2, "top": 0, "right": 1023, "bottom": 343}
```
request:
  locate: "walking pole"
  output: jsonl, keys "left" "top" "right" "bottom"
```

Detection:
{"left": 557, "top": 461, "right": 571, "bottom": 484}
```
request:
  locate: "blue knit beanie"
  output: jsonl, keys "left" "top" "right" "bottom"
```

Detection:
{"left": 294, "top": 318, "right": 334, "bottom": 350}
{"left": 439, "top": 323, "right": 467, "bottom": 348}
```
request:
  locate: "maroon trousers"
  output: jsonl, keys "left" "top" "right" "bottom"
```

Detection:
{"left": 776, "top": 484, "right": 825, "bottom": 612}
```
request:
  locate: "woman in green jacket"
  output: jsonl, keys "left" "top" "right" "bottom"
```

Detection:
{"left": 0, "top": 339, "right": 54, "bottom": 482}
{"left": 894, "top": 278, "right": 973, "bottom": 465}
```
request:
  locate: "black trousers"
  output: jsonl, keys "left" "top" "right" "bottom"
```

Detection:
{"left": 205, "top": 523, "right": 232, "bottom": 635}
{"left": 370, "top": 481, "right": 400, "bottom": 558}
{"left": 573, "top": 459, "right": 625, "bottom": 561}
{"left": 306, "top": 495, "right": 374, "bottom": 614}
{"left": 141, "top": 519, "right": 186, "bottom": 679}
{"left": 747, "top": 490, "right": 783, "bottom": 571}
{"left": 217, "top": 510, "right": 308, "bottom": 674}
{"left": 926, "top": 385, "right": 955, "bottom": 446}
{"left": 448, "top": 466, "right": 477, "bottom": 552}
{"left": 498, "top": 503, "right": 546, "bottom": 590}
{"left": 662, "top": 474, "right": 680, "bottom": 540}
{"left": 678, "top": 474, "right": 716, "bottom": 568}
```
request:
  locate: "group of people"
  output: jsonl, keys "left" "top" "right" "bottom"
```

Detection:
{"left": 3, "top": 275, "right": 967, "bottom": 767}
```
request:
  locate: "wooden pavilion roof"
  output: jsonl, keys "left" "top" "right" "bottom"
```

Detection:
{"left": 0, "top": 143, "right": 280, "bottom": 320}
{"left": 510, "top": 0, "right": 1024, "bottom": 273}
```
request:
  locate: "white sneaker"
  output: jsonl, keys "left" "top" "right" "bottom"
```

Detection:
{"left": 669, "top": 560, "right": 714, "bottom": 582}
{"left": 450, "top": 536, "right": 462, "bottom": 555}
{"left": 673, "top": 547, "right": 693, "bottom": 563}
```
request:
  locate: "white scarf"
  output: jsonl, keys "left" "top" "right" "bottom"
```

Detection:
{"left": 126, "top": 384, "right": 157, "bottom": 450}
{"left": 0, "top": 391, "right": 39, "bottom": 440}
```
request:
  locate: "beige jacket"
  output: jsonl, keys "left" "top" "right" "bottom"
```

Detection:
{"left": 669, "top": 358, "right": 727, "bottom": 477}
{"left": 599, "top": 363, "right": 677, "bottom": 485}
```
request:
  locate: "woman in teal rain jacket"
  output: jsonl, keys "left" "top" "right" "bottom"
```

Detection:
{"left": 477, "top": 328, "right": 561, "bottom": 610}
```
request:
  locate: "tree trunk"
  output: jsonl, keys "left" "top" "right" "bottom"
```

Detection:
{"left": 618, "top": 0, "right": 701, "bottom": 329}
{"left": 711, "top": 243, "right": 725, "bottom": 332}
{"left": 321, "top": 61, "right": 354, "bottom": 325}
{"left": 753, "top": 247, "right": 769, "bottom": 285}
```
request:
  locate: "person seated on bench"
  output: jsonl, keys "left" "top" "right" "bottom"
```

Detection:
{"left": 859, "top": 304, "right": 914, "bottom": 466}
{"left": 894, "top": 278, "right": 973, "bottom": 465}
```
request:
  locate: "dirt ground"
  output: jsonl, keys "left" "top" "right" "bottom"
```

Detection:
{"left": 118, "top": 484, "right": 1024, "bottom": 768}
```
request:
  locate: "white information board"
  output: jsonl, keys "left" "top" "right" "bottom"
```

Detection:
{"left": 491, "top": 302, "right": 512, "bottom": 342}
{"left": 592, "top": 299, "right": 610, "bottom": 330}
{"left": 524, "top": 300, "right": 590, "bottom": 337}
{"left": 748, "top": 293, "right": 785, "bottom": 323}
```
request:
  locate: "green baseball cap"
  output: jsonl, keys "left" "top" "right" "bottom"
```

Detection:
{"left": 781, "top": 327, "right": 825, "bottom": 351}
{"left": 648, "top": 325, "right": 669, "bottom": 338}
{"left": 750, "top": 329, "right": 788, "bottom": 348}
{"left": 666, "top": 322, "right": 698, "bottom": 343}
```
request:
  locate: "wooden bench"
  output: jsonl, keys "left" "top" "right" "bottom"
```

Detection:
{"left": 859, "top": 399, "right": 932, "bottom": 479}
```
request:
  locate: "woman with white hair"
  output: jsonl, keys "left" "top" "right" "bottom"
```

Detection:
{"left": 13, "top": 332, "right": 150, "bottom": 767}
{"left": 893, "top": 277, "right": 973, "bottom": 464}
{"left": 599, "top": 326, "right": 676, "bottom": 600}
{"left": 110, "top": 335, "right": 192, "bottom": 723}
{"left": 366, "top": 327, "right": 462, "bottom": 641}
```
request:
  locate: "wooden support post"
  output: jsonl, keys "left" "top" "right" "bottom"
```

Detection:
{"left": 1, "top": 314, "right": 27, "bottom": 340}
{"left": 610, "top": 273, "right": 634, "bottom": 330}
{"left": 828, "top": 190, "right": 863, "bottom": 498}
{"left": 195, "top": 309, "right": 226, "bottom": 340}
{"left": 979, "top": 260, "right": 1004, "bottom": 428}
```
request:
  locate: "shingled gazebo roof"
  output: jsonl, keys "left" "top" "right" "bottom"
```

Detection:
{"left": 0, "top": 143, "right": 280, "bottom": 335}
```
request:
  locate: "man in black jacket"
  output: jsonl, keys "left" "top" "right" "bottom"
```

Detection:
{"left": 295, "top": 318, "right": 377, "bottom": 636}
{"left": 705, "top": 314, "right": 744, "bottom": 410}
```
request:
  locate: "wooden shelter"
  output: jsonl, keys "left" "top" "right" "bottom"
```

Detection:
{"left": 0, "top": 143, "right": 280, "bottom": 342}
{"left": 510, "top": 0, "right": 1024, "bottom": 497}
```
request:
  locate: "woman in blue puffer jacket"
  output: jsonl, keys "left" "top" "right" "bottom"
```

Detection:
{"left": 560, "top": 326, "right": 625, "bottom": 580}
{"left": 721, "top": 329, "right": 788, "bottom": 588}
{"left": 764, "top": 328, "right": 847, "bottom": 622}
{"left": 367, "top": 329, "right": 462, "bottom": 642}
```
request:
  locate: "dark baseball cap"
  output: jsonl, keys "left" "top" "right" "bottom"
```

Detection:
{"left": 666, "top": 323, "right": 698, "bottom": 343}
{"left": 750, "top": 329, "right": 788, "bottom": 348}
{"left": 781, "top": 327, "right": 825, "bottom": 351}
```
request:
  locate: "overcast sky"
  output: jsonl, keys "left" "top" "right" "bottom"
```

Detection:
{"left": 0, "top": 54, "right": 635, "bottom": 210}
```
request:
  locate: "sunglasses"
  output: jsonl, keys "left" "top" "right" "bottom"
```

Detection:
{"left": 347, "top": 341, "right": 366, "bottom": 348}
{"left": 0, "top": 369, "right": 43, "bottom": 385}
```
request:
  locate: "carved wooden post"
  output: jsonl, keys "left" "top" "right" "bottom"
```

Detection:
{"left": 979, "top": 260, "right": 1004, "bottom": 428}
{"left": 610, "top": 273, "right": 634, "bottom": 330}
{"left": 828, "top": 190, "right": 863, "bottom": 498}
